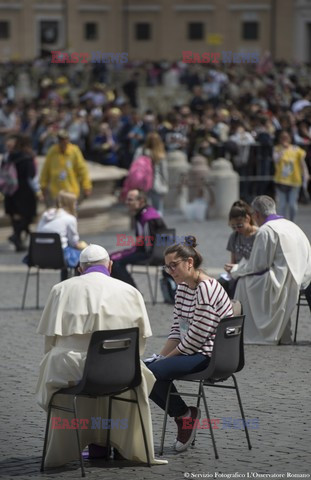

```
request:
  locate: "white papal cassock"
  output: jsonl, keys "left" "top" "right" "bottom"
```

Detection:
{"left": 36, "top": 271, "right": 167, "bottom": 466}
{"left": 230, "top": 218, "right": 311, "bottom": 345}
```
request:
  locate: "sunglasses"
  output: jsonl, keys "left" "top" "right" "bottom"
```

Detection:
{"left": 231, "top": 223, "right": 244, "bottom": 230}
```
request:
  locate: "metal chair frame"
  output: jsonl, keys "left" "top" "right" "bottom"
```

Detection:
{"left": 40, "top": 328, "right": 151, "bottom": 477}
{"left": 294, "top": 283, "right": 311, "bottom": 343}
{"left": 159, "top": 315, "right": 252, "bottom": 458}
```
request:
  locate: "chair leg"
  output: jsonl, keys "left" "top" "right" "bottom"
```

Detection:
{"left": 73, "top": 396, "right": 86, "bottom": 477}
{"left": 159, "top": 381, "right": 173, "bottom": 456}
{"left": 146, "top": 266, "right": 155, "bottom": 304}
{"left": 21, "top": 268, "right": 31, "bottom": 310}
{"left": 201, "top": 384, "right": 219, "bottom": 459}
{"left": 294, "top": 293, "right": 301, "bottom": 343}
{"left": 153, "top": 267, "right": 159, "bottom": 305}
{"left": 36, "top": 268, "right": 40, "bottom": 309}
{"left": 133, "top": 388, "right": 151, "bottom": 466}
{"left": 191, "top": 382, "right": 203, "bottom": 446}
{"left": 231, "top": 374, "right": 252, "bottom": 450}
{"left": 40, "top": 401, "right": 53, "bottom": 472}
{"left": 106, "top": 396, "right": 112, "bottom": 460}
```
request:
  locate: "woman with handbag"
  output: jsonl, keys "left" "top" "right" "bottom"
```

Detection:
{"left": 133, "top": 132, "right": 169, "bottom": 214}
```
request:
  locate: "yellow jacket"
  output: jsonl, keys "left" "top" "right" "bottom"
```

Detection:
{"left": 274, "top": 145, "right": 306, "bottom": 187}
{"left": 40, "top": 143, "right": 92, "bottom": 199}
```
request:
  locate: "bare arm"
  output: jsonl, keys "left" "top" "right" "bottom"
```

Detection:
{"left": 230, "top": 252, "right": 237, "bottom": 263}
{"left": 165, "top": 346, "right": 182, "bottom": 358}
{"left": 160, "top": 339, "right": 180, "bottom": 356}
{"left": 224, "top": 252, "right": 237, "bottom": 273}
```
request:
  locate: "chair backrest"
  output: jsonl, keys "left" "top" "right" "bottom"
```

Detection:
{"left": 148, "top": 228, "right": 176, "bottom": 266}
{"left": 28, "top": 232, "right": 66, "bottom": 269}
{"left": 208, "top": 315, "right": 245, "bottom": 380}
{"left": 76, "top": 328, "right": 141, "bottom": 396}
{"left": 179, "top": 315, "right": 245, "bottom": 382}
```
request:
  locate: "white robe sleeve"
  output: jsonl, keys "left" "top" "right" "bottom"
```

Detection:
{"left": 230, "top": 227, "right": 277, "bottom": 279}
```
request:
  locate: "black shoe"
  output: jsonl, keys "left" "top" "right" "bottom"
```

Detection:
{"left": 88, "top": 443, "right": 111, "bottom": 459}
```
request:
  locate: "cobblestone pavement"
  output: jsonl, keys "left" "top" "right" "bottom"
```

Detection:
{"left": 0, "top": 205, "right": 310, "bottom": 480}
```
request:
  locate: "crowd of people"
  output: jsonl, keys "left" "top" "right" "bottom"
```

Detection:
{"left": 1, "top": 59, "right": 311, "bottom": 251}
{"left": 1, "top": 58, "right": 311, "bottom": 227}
{"left": 1, "top": 58, "right": 311, "bottom": 470}
{"left": 1, "top": 58, "right": 311, "bottom": 175}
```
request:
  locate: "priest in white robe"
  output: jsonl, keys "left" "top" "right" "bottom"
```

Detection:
{"left": 226, "top": 196, "right": 311, "bottom": 345}
{"left": 36, "top": 244, "right": 167, "bottom": 467}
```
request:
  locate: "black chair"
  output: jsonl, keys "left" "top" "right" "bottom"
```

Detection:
{"left": 159, "top": 315, "right": 252, "bottom": 458}
{"left": 294, "top": 282, "right": 311, "bottom": 343}
{"left": 130, "top": 228, "right": 176, "bottom": 304}
{"left": 40, "top": 328, "right": 151, "bottom": 477}
{"left": 21, "top": 232, "right": 69, "bottom": 309}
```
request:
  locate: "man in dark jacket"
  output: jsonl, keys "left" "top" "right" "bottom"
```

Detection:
{"left": 110, "top": 189, "right": 166, "bottom": 288}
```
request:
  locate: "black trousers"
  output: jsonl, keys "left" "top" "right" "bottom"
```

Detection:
{"left": 111, "top": 251, "right": 150, "bottom": 288}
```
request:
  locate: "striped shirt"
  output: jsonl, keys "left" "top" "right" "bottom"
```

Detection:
{"left": 168, "top": 278, "right": 233, "bottom": 357}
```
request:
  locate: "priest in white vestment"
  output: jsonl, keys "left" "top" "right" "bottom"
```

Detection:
{"left": 226, "top": 196, "right": 311, "bottom": 345}
{"left": 36, "top": 244, "right": 166, "bottom": 467}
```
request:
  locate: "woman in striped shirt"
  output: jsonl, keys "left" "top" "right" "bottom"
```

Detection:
{"left": 147, "top": 236, "right": 233, "bottom": 452}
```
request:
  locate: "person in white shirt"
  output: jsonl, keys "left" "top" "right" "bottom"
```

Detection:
{"left": 37, "top": 190, "right": 87, "bottom": 278}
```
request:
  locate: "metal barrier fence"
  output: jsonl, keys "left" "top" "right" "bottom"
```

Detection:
{"left": 210, "top": 142, "right": 311, "bottom": 204}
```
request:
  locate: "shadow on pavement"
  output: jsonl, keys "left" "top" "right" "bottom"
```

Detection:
{"left": 0, "top": 456, "right": 153, "bottom": 477}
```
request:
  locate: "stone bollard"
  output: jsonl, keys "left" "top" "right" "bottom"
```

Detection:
{"left": 164, "top": 150, "right": 190, "bottom": 210}
{"left": 208, "top": 158, "right": 239, "bottom": 218}
{"left": 180, "top": 155, "right": 212, "bottom": 221}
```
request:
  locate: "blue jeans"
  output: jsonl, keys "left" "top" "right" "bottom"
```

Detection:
{"left": 275, "top": 184, "right": 300, "bottom": 222}
{"left": 147, "top": 353, "right": 210, "bottom": 417}
{"left": 148, "top": 190, "right": 164, "bottom": 215}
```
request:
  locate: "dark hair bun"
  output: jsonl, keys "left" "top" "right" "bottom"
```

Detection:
{"left": 184, "top": 235, "right": 198, "bottom": 248}
{"left": 232, "top": 200, "right": 248, "bottom": 208}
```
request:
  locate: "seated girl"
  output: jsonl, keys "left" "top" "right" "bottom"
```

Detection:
{"left": 220, "top": 200, "right": 258, "bottom": 298}
{"left": 37, "top": 190, "right": 87, "bottom": 279}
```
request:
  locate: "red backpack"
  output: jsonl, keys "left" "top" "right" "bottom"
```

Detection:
{"left": 121, "top": 155, "right": 154, "bottom": 201}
